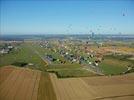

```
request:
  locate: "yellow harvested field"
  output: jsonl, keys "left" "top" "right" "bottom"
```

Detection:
{"left": 50, "top": 73, "right": 134, "bottom": 100}
{"left": 0, "top": 66, "right": 41, "bottom": 100}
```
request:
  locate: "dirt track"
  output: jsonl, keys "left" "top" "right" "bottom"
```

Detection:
{"left": 0, "top": 67, "right": 41, "bottom": 100}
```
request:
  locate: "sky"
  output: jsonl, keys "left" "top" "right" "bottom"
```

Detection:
{"left": 0, "top": 0, "right": 134, "bottom": 35}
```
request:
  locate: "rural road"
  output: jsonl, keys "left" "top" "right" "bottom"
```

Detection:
{"left": 83, "top": 64, "right": 104, "bottom": 76}
{"left": 28, "top": 44, "right": 51, "bottom": 65}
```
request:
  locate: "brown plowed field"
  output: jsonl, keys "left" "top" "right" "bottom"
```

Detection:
{"left": 82, "top": 74, "right": 134, "bottom": 100}
{"left": 0, "top": 66, "right": 41, "bottom": 100}
{"left": 50, "top": 74, "right": 97, "bottom": 100}
{"left": 0, "top": 66, "right": 134, "bottom": 100}
{"left": 37, "top": 72, "right": 57, "bottom": 100}
{"left": 50, "top": 73, "right": 134, "bottom": 100}
{"left": 0, "top": 66, "right": 15, "bottom": 85}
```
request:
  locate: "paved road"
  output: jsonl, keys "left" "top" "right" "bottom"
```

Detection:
{"left": 83, "top": 64, "right": 104, "bottom": 75}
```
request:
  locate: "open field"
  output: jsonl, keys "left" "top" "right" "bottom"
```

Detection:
{"left": 0, "top": 66, "right": 15, "bottom": 85}
{"left": 99, "top": 55, "right": 134, "bottom": 75}
{"left": 37, "top": 72, "right": 57, "bottom": 100}
{"left": 47, "top": 64, "right": 96, "bottom": 78}
{"left": 0, "top": 66, "right": 41, "bottom": 100}
{"left": 0, "top": 43, "right": 47, "bottom": 70}
{"left": 0, "top": 66, "right": 134, "bottom": 100}
{"left": 99, "top": 58, "right": 129, "bottom": 75}
{"left": 50, "top": 73, "right": 134, "bottom": 100}
{"left": 82, "top": 74, "right": 134, "bottom": 100}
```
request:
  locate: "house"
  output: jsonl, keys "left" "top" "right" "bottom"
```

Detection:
{"left": 65, "top": 52, "right": 69, "bottom": 55}
{"left": 0, "top": 49, "right": 9, "bottom": 54}
{"left": 72, "top": 59, "right": 77, "bottom": 62}
{"left": 89, "top": 62, "right": 92, "bottom": 64}
{"left": 28, "top": 63, "right": 34, "bottom": 66}
{"left": 90, "top": 54, "right": 94, "bottom": 58}
{"left": 8, "top": 46, "right": 13, "bottom": 49}
{"left": 93, "top": 62, "right": 99, "bottom": 66}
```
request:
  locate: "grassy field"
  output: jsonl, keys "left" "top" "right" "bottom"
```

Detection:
{"left": 46, "top": 64, "right": 96, "bottom": 78}
{"left": 0, "top": 43, "right": 47, "bottom": 71}
{"left": 99, "top": 55, "right": 134, "bottom": 75}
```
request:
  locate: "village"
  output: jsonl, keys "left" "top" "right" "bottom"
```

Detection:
{"left": 37, "top": 39, "right": 134, "bottom": 75}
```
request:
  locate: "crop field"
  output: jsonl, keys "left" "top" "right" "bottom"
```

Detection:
{"left": 99, "top": 55, "right": 134, "bottom": 75}
{"left": 82, "top": 74, "right": 134, "bottom": 99}
{"left": 0, "top": 66, "right": 41, "bottom": 100}
{"left": 37, "top": 72, "right": 57, "bottom": 100}
{"left": 50, "top": 73, "right": 134, "bottom": 100}
{"left": 0, "top": 66, "right": 134, "bottom": 100}
{"left": 1, "top": 0, "right": 134, "bottom": 99}
{"left": 0, "top": 66, "right": 15, "bottom": 85}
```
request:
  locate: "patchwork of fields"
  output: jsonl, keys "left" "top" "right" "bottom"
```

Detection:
{"left": 0, "top": 66, "right": 134, "bottom": 100}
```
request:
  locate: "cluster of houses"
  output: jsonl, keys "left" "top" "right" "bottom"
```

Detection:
{"left": 0, "top": 45, "right": 13, "bottom": 54}
{"left": 45, "top": 54, "right": 66, "bottom": 64}
{"left": 59, "top": 48, "right": 103, "bottom": 67}
{"left": 38, "top": 40, "right": 104, "bottom": 66}
{"left": 46, "top": 54, "right": 56, "bottom": 62}
{"left": 39, "top": 41, "right": 52, "bottom": 49}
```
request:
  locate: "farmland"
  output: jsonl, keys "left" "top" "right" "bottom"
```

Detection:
{"left": 0, "top": 66, "right": 41, "bottom": 100}
{"left": 1, "top": 0, "right": 134, "bottom": 99}
{"left": 0, "top": 43, "right": 47, "bottom": 71}
{"left": 0, "top": 36, "right": 134, "bottom": 100}
{"left": 50, "top": 73, "right": 134, "bottom": 100}
{"left": 37, "top": 72, "right": 57, "bottom": 100}
{"left": 0, "top": 40, "right": 134, "bottom": 77}
{"left": 99, "top": 55, "right": 134, "bottom": 75}
{"left": 1, "top": 66, "right": 134, "bottom": 100}
{"left": 0, "top": 42, "right": 96, "bottom": 77}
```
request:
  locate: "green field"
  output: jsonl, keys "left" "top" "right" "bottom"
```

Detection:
{"left": 0, "top": 43, "right": 47, "bottom": 71}
{"left": 46, "top": 64, "right": 96, "bottom": 78}
{"left": 99, "top": 55, "right": 134, "bottom": 75}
